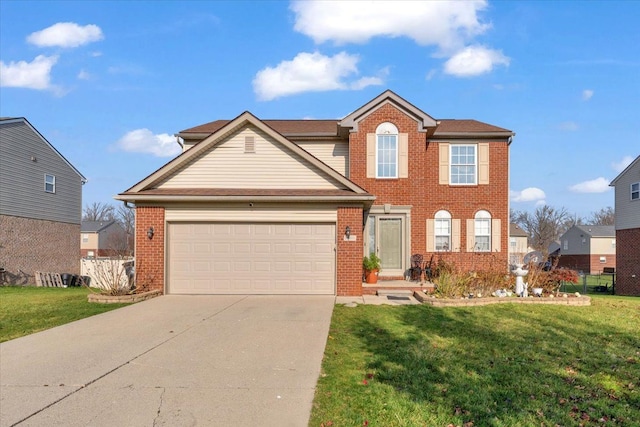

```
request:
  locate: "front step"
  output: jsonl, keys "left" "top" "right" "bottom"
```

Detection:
{"left": 376, "top": 289, "right": 414, "bottom": 296}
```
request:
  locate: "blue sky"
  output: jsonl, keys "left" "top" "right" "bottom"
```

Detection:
{"left": 1, "top": 1, "right": 638, "bottom": 219}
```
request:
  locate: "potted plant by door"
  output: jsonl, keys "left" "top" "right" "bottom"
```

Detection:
{"left": 363, "top": 254, "right": 382, "bottom": 284}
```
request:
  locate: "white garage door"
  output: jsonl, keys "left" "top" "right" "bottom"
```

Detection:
{"left": 168, "top": 223, "right": 335, "bottom": 294}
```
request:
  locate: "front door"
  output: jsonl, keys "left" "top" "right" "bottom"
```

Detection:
{"left": 367, "top": 215, "right": 405, "bottom": 276}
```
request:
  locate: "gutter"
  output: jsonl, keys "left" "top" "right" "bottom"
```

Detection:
{"left": 114, "top": 194, "right": 376, "bottom": 203}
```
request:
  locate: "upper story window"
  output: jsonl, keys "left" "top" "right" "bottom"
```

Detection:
{"left": 632, "top": 182, "right": 639, "bottom": 200}
{"left": 82, "top": 233, "right": 89, "bottom": 243}
{"left": 450, "top": 144, "right": 477, "bottom": 185}
{"left": 376, "top": 122, "right": 398, "bottom": 178}
{"left": 563, "top": 240, "right": 568, "bottom": 250}
{"left": 45, "top": 174, "right": 56, "bottom": 193}
{"left": 434, "top": 210, "right": 451, "bottom": 251}
{"left": 474, "top": 210, "right": 491, "bottom": 252}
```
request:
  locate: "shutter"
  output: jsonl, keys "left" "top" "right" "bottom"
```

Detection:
{"left": 492, "top": 218, "right": 501, "bottom": 252}
{"left": 452, "top": 219, "right": 461, "bottom": 252}
{"left": 426, "top": 219, "right": 434, "bottom": 252}
{"left": 478, "top": 143, "right": 489, "bottom": 184}
{"left": 399, "top": 133, "right": 408, "bottom": 178}
{"left": 466, "top": 219, "right": 475, "bottom": 252}
{"left": 439, "top": 143, "right": 449, "bottom": 185}
{"left": 366, "top": 133, "right": 375, "bottom": 178}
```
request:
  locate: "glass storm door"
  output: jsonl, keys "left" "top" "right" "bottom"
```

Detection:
{"left": 368, "top": 216, "right": 403, "bottom": 272}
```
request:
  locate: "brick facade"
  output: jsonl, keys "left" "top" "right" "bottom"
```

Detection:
{"left": 134, "top": 206, "right": 165, "bottom": 292}
{"left": 337, "top": 206, "right": 364, "bottom": 296}
{"left": 616, "top": 228, "right": 640, "bottom": 296}
{"left": 556, "top": 254, "right": 616, "bottom": 275}
{"left": 349, "top": 103, "right": 509, "bottom": 273}
{"left": 0, "top": 215, "right": 80, "bottom": 285}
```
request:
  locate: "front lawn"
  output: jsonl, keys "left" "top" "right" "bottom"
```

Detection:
{"left": 0, "top": 286, "right": 129, "bottom": 343}
{"left": 311, "top": 296, "right": 640, "bottom": 426}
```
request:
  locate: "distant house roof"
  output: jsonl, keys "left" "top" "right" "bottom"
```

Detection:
{"left": 81, "top": 220, "right": 118, "bottom": 233}
{"left": 509, "top": 223, "right": 528, "bottom": 237}
{"left": 574, "top": 225, "right": 615, "bottom": 238}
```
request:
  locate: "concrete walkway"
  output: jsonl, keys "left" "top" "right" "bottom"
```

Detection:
{"left": 0, "top": 295, "right": 334, "bottom": 427}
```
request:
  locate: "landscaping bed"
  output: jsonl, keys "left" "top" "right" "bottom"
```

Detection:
{"left": 414, "top": 292, "right": 591, "bottom": 307}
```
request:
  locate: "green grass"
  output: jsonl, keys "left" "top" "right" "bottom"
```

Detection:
{"left": 0, "top": 286, "right": 129, "bottom": 343}
{"left": 311, "top": 297, "right": 640, "bottom": 426}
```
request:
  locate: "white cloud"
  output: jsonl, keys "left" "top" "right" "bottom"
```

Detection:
{"left": 510, "top": 187, "right": 546, "bottom": 203}
{"left": 253, "top": 51, "right": 383, "bottom": 101}
{"left": 77, "top": 69, "right": 91, "bottom": 80}
{"left": 582, "top": 89, "right": 594, "bottom": 101}
{"left": 27, "top": 22, "right": 103, "bottom": 48}
{"left": 114, "top": 129, "right": 181, "bottom": 157}
{"left": 611, "top": 155, "right": 634, "bottom": 173}
{"left": 443, "top": 45, "right": 510, "bottom": 77}
{"left": 0, "top": 55, "right": 58, "bottom": 90}
{"left": 568, "top": 177, "right": 611, "bottom": 194}
{"left": 558, "top": 121, "right": 579, "bottom": 131}
{"left": 291, "top": 0, "right": 489, "bottom": 52}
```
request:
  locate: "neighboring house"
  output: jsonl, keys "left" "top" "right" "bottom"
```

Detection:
{"left": 609, "top": 155, "right": 640, "bottom": 296}
{"left": 556, "top": 225, "right": 616, "bottom": 274}
{"left": 115, "top": 90, "right": 514, "bottom": 296}
{"left": 0, "top": 117, "right": 86, "bottom": 284}
{"left": 81, "top": 220, "right": 127, "bottom": 257}
{"left": 508, "top": 223, "right": 529, "bottom": 265}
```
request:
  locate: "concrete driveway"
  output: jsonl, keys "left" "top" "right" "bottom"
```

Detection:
{"left": 0, "top": 295, "right": 334, "bottom": 427}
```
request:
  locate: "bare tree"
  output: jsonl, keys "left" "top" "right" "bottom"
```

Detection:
{"left": 83, "top": 202, "right": 115, "bottom": 222}
{"left": 116, "top": 203, "right": 135, "bottom": 254}
{"left": 588, "top": 207, "right": 615, "bottom": 226}
{"left": 512, "top": 205, "right": 571, "bottom": 256}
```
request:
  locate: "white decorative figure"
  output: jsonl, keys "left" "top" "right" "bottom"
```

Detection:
{"left": 512, "top": 264, "right": 529, "bottom": 297}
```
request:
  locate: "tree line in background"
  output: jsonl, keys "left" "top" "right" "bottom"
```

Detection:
{"left": 510, "top": 206, "right": 614, "bottom": 256}
{"left": 83, "top": 202, "right": 135, "bottom": 255}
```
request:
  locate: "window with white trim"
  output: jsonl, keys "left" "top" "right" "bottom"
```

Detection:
{"left": 450, "top": 144, "right": 477, "bottom": 185}
{"left": 434, "top": 210, "right": 451, "bottom": 251}
{"left": 474, "top": 210, "right": 491, "bottom": 252}
{"left": 82, "top": 233, "right": 89, "bottom": 243}
{"left": 376, "top": 122, "right": 398, "bottom": 178}
{"left": 45, "top": 174, "right": 56, "bottom": 193}
{"left": 563, "top": 240, "right": 568, "bottom": 250}
{"left": 632, "top": 182, "right": 639, "bottom": 200}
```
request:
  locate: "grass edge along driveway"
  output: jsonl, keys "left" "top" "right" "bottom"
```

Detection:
{"left": 0, "top": 286, "right": 129, "bottom": 343}
{"left": 310, "top": 295, "right": 640, "bottom": 427}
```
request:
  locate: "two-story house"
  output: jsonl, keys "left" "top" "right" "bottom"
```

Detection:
{"left": 609, "top": 155, "right": 640, "bottom": 296}
{"left": 0, "top": 117, "right": 86, "bottom": 284}
{"left": 81, "top": 220, "right": 128, "bottom": 257}
{"left": 556, "top": 225, "right": 616, "bottom": 274}
{"left": 115, "top": 90, "right": 514, "bottom": 296}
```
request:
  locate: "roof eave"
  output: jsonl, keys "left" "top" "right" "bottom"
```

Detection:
{"left": 115, "top": 193, "right": 376, "bottom": 204}
{"left": 430, "top": 132, "right": 515, "bottom": 139}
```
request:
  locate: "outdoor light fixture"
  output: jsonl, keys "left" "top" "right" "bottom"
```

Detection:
{"left": 345, "top": 225, "right": 351, "bottom": 239}
{"left": 147, "top": 227, "right": 154, "bottom": 240}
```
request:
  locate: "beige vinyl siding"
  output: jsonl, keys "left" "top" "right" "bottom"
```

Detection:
{"left": 296, "top": 140, "right": 349, "bottom": 177}
{"left": 157, "top": 127, "right": 345, "bottom": 190}
{"left": 165, "top": 204, "right": 337, "bottom": 222}
{"left": 613, "top": 160, "right": 640, "bottom": 230}
{"left": 439, "top": 143, "right": 449, "bottom": 185}
{"left": 591, "top": 237, "right": 616, "bottom": 255}
{"left": 80, "top": 234, "right": 99, "bottom": 250}
{"left": 478, "top": 142, "right": 489, "bottom": 185}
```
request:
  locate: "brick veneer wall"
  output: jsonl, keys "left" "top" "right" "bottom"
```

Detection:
{"left": 556, "top": 254, "right": 616, "bottom": 275}
{"left": 337, "top": 206, "right": 363, "bottom": 296}
{"left": 134, "top": 206, "right": 165, "bottom": 292}
{"left": 348, "top": 103, "right": 510, "bottom": 273}
{"left": 616, "top": 228, "right": 640, "bottom": 296}
{"left": 0, "top": 214, "right": 80, "bottom": 285}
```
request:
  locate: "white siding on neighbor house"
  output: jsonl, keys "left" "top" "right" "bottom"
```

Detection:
{"left": 157, "top": 127, "right": 345, "bottom": 190}
{"left": 0, "top": 121, "right": 83, "bottom": 224}
{"left": 164, "top": 203, "right": 338, "bottom": 222}
{"left": 613, "top": 160, "right": 640, "bottom": 230}
{"left": 295, "top": 140, "right": 349, "bottom": 177}
{"left": 590, "top": 237, "right": 616, "bottom": 255}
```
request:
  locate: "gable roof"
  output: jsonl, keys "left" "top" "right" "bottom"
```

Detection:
{"left": 117, "top": 111, "right": 374, "bottom": 204}
{"left": 0, "top": 117, "right": 87, "bottom": 183}
{"left": 81, "top": 220, "right": 119, "bottom": 233}
{"left": 609, "top": 155, "right": 640, "bottom": 186}
{"left": 573, "top": 225, "right": 615, "bottom": 238}
{"left": 509, "top": 223, "right": 528, "bottom": 237}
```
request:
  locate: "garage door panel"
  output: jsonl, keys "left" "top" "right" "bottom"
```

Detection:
{"left": 168, "top": 222, "right": 335, "bottom": 294}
